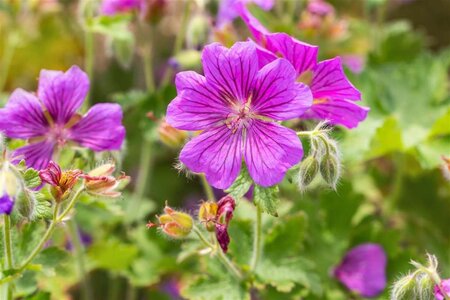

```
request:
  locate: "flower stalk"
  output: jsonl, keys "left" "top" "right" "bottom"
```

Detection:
{"left": 250, "top": 206, "right": 262, "bottom": 272}
{"left": 200, "top": 174, "right": 216, "bottom": 201}
{"left": 2, "top": 215, "right": 14, "bottom": 300}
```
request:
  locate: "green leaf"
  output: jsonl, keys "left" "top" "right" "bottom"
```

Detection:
{"left": 24, "top": 291, "right": 51, "bottom": 300}
{"left": 253, "top": 185, "right": 279, "bottom": 217}
{"left": 181, "top": 276, "right": 249, "bottom": 300}
{"left": 225, "top": 168, "right": 252, "bottom": 200}
{"left": 87, "top": 15, "right": 133, "bottom": 41}
{"left": 35, "top": 247, "right": 70, "bottom": 271}
{"left": 34, "top": 193, "right": 53, "bottom": 220}
{"left": 429, "top": 108, "right": 450, "bottom": 138}
{"left": 366, "top": 116, "right": 403, "bottom": 158}
{"left": 23, "top": 168, "right": 41, "bottom": 189}
{"left": 88, "top": 240, "right": 138, "bottom": 271}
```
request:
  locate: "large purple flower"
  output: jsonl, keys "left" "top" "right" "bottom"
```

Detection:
{"left": 333, "top": 243, "right": 387, "bottom": 298}
{"left": 166, "top": 41, "right": 312, "bottom": 189}
{"left": 0, "top": 65, "right": 125, "bottom": 170}
{"left": 236, "top": 4, "right": 369, "bottom": 128}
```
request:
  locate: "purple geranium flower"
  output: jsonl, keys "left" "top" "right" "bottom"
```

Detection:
{"left": 166, "top": 41, "right": 312, "bottom": 189}
{"left": 236, "top": 4, "right": 369, "bottom": 128}
{"left": 333, "top": 243, "right": 387, "bottom": 298}
{"left": 100, "top": 0, "right": 141, "bottom": 15}
{"left": 435, "top": 279, "right": 450, "bottom": 300}
{"left": 0, "top": 194, "right": 14, "bottom": 215}
{"left": 217, "top": 0, "right": 274, "bottom": 28}
{"left": 0, "top": 65, "right": 125, "bottom": 170}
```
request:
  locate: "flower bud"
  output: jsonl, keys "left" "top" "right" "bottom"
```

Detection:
{"left": 158, "top": 118, "right": 188, "bottom": 148}
{"left": 147, "top": 205, "right": 193, "bottom": 239}
{"left": 168, "top": 50, "right": 201, "bottom": 72}
{"left": 319, "top": 153, "right": 340, "bottom": 189}
{"left": 39, "top": 161, "right": 82, "bottom": 202}
{"left": 215, "top": 196, "right": 235, "bottom": 253}
{"left": 186, "top": 14, "right": 209, "bottom": 50}
{"left": 83, "top": 164, "right": 129, "bottom": 198}
{"left": 391, "top": 273, "right": 417, "bottom": 300}
{"left": 297, "top": 155, "right": 319, "bottom": 190}
{"left": 198, "top": 201, "right": 218, "bottom": 232}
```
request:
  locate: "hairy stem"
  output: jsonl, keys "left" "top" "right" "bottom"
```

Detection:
{"left": 2, "top": 215, "right": 14, "bottom": 299}
{"left": 193, "top": 226, "right": 243, "bottom": 280}
{"left": 250, "top": 206, "right": 262, "bottom": 272}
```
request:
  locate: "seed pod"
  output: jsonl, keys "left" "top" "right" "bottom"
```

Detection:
{"left": 297, "top": 156, "right": 319, "bottom": 191}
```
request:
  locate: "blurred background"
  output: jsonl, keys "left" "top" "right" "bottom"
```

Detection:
{"left": 0, "top": 0, "right": 449, "bottom": 299}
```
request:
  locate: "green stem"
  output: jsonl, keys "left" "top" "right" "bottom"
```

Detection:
{"left": 0, "top": 35, "right": 16, "bottom": 93}
{"left": 200, "top": 174, "right": 215, "bottom": 201}
{"left": 2, "top": 215, "right": 14, "bottom": 299}
{"left": 250, "top": 207, "right": 262, "bottom": 272}
{"left": 131, "top": 138, "right": 153, "bottom": 211}
{"left": 82, "top": 0, "right": 95, "bottom": 112}
{"left": 67, "top": 219, "right": 92, "bottom": 300}
{"left": 193, "top": 226, "right": 243, "bottom": 280}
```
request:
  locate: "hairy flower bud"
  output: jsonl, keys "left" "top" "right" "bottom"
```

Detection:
{"left": 319, "top": 153, "right": 340, "bottom": 189}
{"left": 147, "top": 205, "right": 193, "bottom": 239}
{"left": 39, "top": 161, "right": 82, "bottom": 202}
{"left": 297, "top": 155, "right": 319, "bottom": 190}
{"left": 198, "top": 201, "right": 218, "bottom": 232}
{"left": 186, "top": 14, "right": 209, "bottom": 49}
{"left": 391, "top": 273, "right": 417, "bottom": 300}
{"left": 158, "top": 118, "right": 188, "bottom": 148}
{"left": 83, "top": 164, "right": 129, "bottom": 198}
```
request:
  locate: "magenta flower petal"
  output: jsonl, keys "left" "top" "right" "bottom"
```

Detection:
{"left": 311, "top": 57, "right": 361, "bottom": 101}
{"left": 12, "top": 141, "right": 56, "bottom": 170}
{"left": 304, "top": 98, "right": 369, "bottom": 129}
{"left": 166, "top": 72, "right": 230, "bottom": 130}
{"left": 266, "top": 33, "right": 319, "bottom": 76}
{"left": 38, "top": 65, "right": 89, "bottom": 124}
{"left": 0, "top": 194, "right": 14, "bottom": 215}
{"left": 333, "top": 243, "right": 387, "bottom": 298}
{"left": 235, "top": 2, "right": 270, "bottom": 44}
{"left": 69, "top": 103, "right": 125, "bottom": 151}
{"left": 244, "top": 121, "right": 303, "bottom": 187}
{"left": 0, "top": 89, "right": 49, "bottom": 138}
{"left": 100, "top": 0, "right": 141, "bottom": 15}
{"left": 202, "top": 42, "right": 258, "bottom": 103}
{"left": 252, "top": 59, "right": 312, "bottom": 120}
{"left": 435, "top": 279, "right": 450, "bottom": 300}
{"left": 217, "top": 0, "right": 274, "bottom": 28}
{"left": 180, "top": 125, "right": 243, "bottom": 189}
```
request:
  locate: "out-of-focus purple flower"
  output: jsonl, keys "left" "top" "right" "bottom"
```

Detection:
{"left": 0, "top": 65, "right": 125, "bottom": 170}
{"left": 166, "top": 41, "right": 311, "bottom": 189}
{"left": 65, "top": 229, "right": 93, "bottom": 251}
{"left": 215, "top": 196, "right": 236, "bottom": 253}
{"left": 307, "top": 0, "right": 334, "bottom": 16}
{"left": 333, "top": 243, "right": 387, "bottom": 298}
{"left": 236, "top": 6, "right": 369, "bottom": 129}
{"left": 435, "top": 279, "right": 450, "bottom": 300}
{"left": 217, "top": 0, "right": 274, "bottom": 28}
{"left": 342, "top": 55, "right": 365, "bottom": 74}
{"left": 100, "top": 0, "right": 141, "bottom": 15}
{"left": 0, "top": 194, "right": 14, "bottom": 215}
{"left": 160, "top": 278, "right": 182, "bottom": 300}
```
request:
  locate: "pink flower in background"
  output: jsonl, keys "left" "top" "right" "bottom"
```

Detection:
{"left": 333, "top": 243, "right": 387, "bottom": 298}
{"left": 0, "top": 66, "right": 125, "bottom": 170}
{"left": 236, "top": 4, "right": 369, "bottom": 128}
{"left": 342, "top": 55, "right": 365, "bottom": 74}
{"left": 435, "top": 279, "right": 450, "bottom": 300}
{"left": 100, "top": 0, "right": 141, "bottom": 15}
{"left": 217, "top": 0, "right": 274, "bottom": 27}
{"left": 166, "top": 41, "right": 311, "bottom": 189}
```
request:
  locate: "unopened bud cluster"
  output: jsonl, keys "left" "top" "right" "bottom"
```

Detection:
{"left": 297, "top": 124, "right": 341, "bottom": 191}
{"left": 147, "top": 204, "right": 193, "bottom": 239}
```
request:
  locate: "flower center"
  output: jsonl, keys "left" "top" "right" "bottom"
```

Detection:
{"left": 47, "top": 125, "right": 69, "bottom": 147}
{"left": 225, "top": 102, "right": 254, "bottom": 133}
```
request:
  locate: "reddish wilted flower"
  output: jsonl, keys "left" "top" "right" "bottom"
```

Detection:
{"left": 82, "top": 163, "right": 129, "bottom": 198}
{"left": 147, "top": 204, "right": 193, "bottom": 239}
{"left": 215, "top": 196, "right": 236, "bottom": 253}
{"left": 0, "top": 66, "right": 125, "bottom": 170}
{"left": 236, "top": 4, "right": 369, "bottom": 129}
{"left": 39, "top": 161, "right": 82, "bottom": 202}
{"left": 435, "top": 279, "right": 450, "bottom": 300}
{"left": 166, "top": 41, "right": 312, "bottom": 189}
{"left": 333, "top": 243, "right": 387, "bottom": 298}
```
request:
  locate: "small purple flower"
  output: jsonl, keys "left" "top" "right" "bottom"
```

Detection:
{"left": 166, "top": 41, "right": 312, "bottom": 189}
{"left": 100, "top": 0, "right": 141, "bottom": 15}
{"left": 0, "top": 194, "right": 14, "bottom": 215}
{"left": 217, "top": 0, "right": 274, "bottom": 28}
{"left": 342, "top": 55, "right": 365, "bottom": 74}
{"left": 0, "top": 65, "right": 125, "bottom": 170}
{"left": 215, "top": 196, "right": 236, "bottom": 253}
{"left": 65, "top": 229, "right": 93, "bottom": 251}
{"left": 236, "top": 6, "right": 369, "bottom": 128}
{"left": 307, "top": 0, "right": 335, "bottom": 16}
{"left": 333, "top": 243, "right": 387, "bottom": 298}
{"left": 435, "top": 279, "right": 450, "bottom": 300}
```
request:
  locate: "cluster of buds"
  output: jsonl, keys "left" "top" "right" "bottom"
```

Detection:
{"left": 391, "top": 254, "right": 450, "bottom": 300}
{"left": 198, "top": 196, "right": 236, "bottom": 253}
{"left": 297, "top": 123, "right": 341, "bottom": 191}
{"left": 147, "top": 204, "right": 193, "bottom": 238}
{"left": 39, "top": 161, "right": 128, "bottom": 202}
